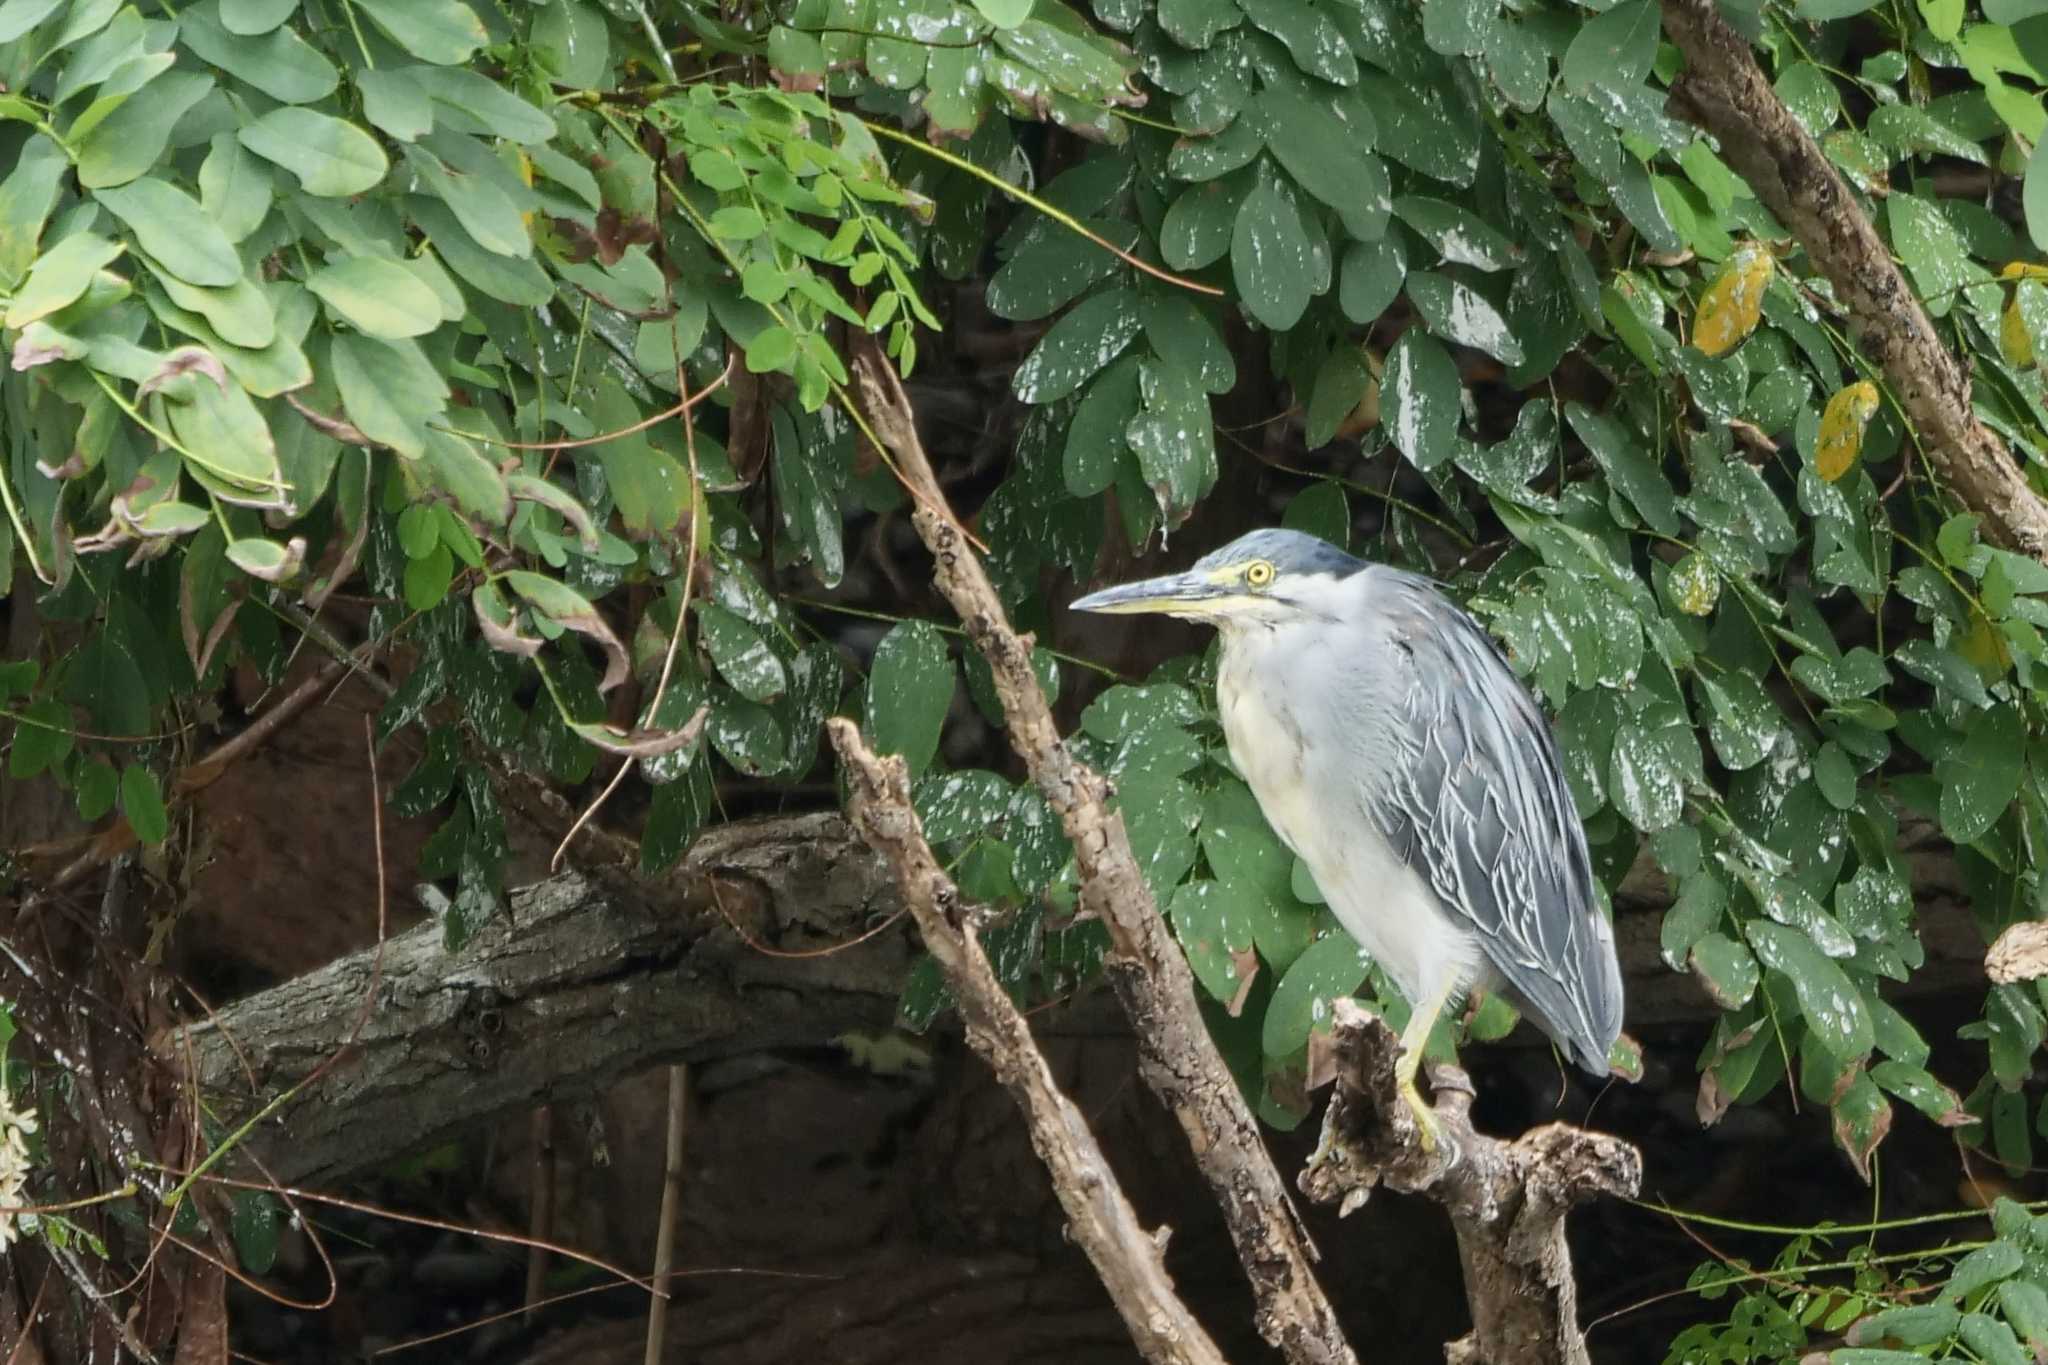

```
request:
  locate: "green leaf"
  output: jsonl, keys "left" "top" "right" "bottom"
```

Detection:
{"left": 1405, "top": 271, "right": 1522, "bottom": 365}
{"left": 534, "top": 0, "right": 611, "bottom": 86}
{"left": 1339, "top": 236, "right": 1407, "bottom": 324}
{"left": 1255, "top": 87, "right": 1385, "bottom": 235}
{"left": 163, "top": 374, "right": 287, "bottom": 506}
{"left": 75, "top": 71, "right": 215, "bottom": 189}
{"left": 1688, "top": 931, "right": 1758, "bottom": 1008}
{"left": 221, "top": 0, "right": 299, "bottom": 32}
{"left": 695, "top": 602, "right": 787, "bottom": 703}
{"left": 0, "top": 0, "right": 61, "bottom": 44}
{"left": 1158, "top": 0, "right": 1238, "bottom": 45}
{"left": 198, "top": 132, "right": 273, "bottom": 243}
{"left": 1889, "top": 193, "right": 1982, "bottom": 313}
{"left": 178, "top": 2, "right": 339, "bottom": 104}
{"left": 238, "top": 107, "right": 389, "bottom": 197}
{"left": 409, "top": 66, "right": 557, "bottom": 145}
{"left": 1161, "top": 177, "right": 1249, "bottom": 270}
{"left": 349, "top": 0, "right": 487, "bottom": 64}
{"left": 1381, "top": 328, "right": 1461, "bottom": 470}
{"left": 94, "top": 178, "right": 240, "bottom": 287}
{"left": 1564, "top": 403, "right": 1680, "bottom": 535}
{"left": 1698, "top": 671, "right": 1782, "bottom": 771}
{"left": 1236, "top": 0, "right": 1356, "bottom": 84}
{"left": 1938, "top": 703, "right": 2026, "bottom": 842}
{"left": 971, "top": 0, "right": 1033, "bottom": 22}
{"left": 1561, "top": 0, "right": 1658, "bottom": 95}
{"left": 1232, "top": 181, "right": 1317, "bottom": 331}
{"left": 359, "top": 68, "right": 436, "bottom": 142}
{"left": 74, "top": 757, "right": 118, "bottom": 821}
{"left": 0, "top": 134, "right": 69, "bottom": 288}
{"left": 331, "top": 332, "right": 449, "bottom": 458}
{"left": 1747, "top": 920, "right": 1874, "bottom": 1060}
{"left": 1305, "top": 345, "right": 1372, "bottom": 449}
{"left": 230, "top": 1190, "right": 282, "bottom": 1276}
{"left": 865, "top": 621, "right": 956, "bottom": 779}
{"left": 1170, "top": 879, "right": 1259, "bottom": 1003}
{"left": 1262, "top": 932, "right": 1370, "bottom": 1056}
{"left": 4, "top": 232, "right": 123, "bottom": 329}
{"left": 1609, "top": 714, "right": 1687, "bottom": 831}
{"left": 1064, "top": 355, "right": 1141, "bottom": 496}
{"left": 1394, "top": 196, "right": 1520, "bottom": 272}
{"left": 988, "top": 221, "right": 1129, "bottom": 322}
{"left": 1012, "top": 286, "right": 1142, "bottom": 403}
{"left": 307, "top": 256, "right": 443, "bottom": 338}
{"left": 1127, "top": 358, "right": 1217, "bottom": 519}
{"left": 120, "top": 764, "right": 168, "bottom": 844}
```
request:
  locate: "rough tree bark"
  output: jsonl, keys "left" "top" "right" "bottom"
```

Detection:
{"left": 1299, "top": 1000, "right": 1642, "bottom": 1365}
{"left": 830, "top": 719, "right": 1227, "bottom": 1365}
{"left": 853, "top": 347, "right": 1359, "bottom": 1365}
{"left": 1661, "top": 0, "right": 2048, "bottom": 558}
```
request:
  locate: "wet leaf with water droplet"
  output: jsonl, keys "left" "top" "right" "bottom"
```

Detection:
{"left": 1232, "top": 180, "right": 1317, "bottom": 331}
{"left": 1382, "top": 328, "right": 1460, "bottom": 471}
{"left": 1011, "top": 285, "right": 1143, "bottom": 403}
{"left": 865, "top": 620, "right": 956, "bottom": 779}
{"left": 1262, "top": 932, "right": 1369, "bottom": 1056}
{"left": 1746, "top": 919, "right": 1873, "bottom": 1060}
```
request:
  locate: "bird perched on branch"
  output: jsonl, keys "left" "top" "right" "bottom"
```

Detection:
{"left": 1072, "top": 528, "right": 1624, "bottom": 1150}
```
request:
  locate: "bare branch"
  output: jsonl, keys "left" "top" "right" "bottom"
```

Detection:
{"left": 828, "top": 719, "right": 1226, "bottom": 1365}
{"left": 1300, "top": 1000, "right": 1641, "bottom": 1365}
{"left": 850, "top": 347, "right": 1358, "bottom": 1365}
{"left": 1661, "top": 0, "right": 2048, "bottom": 558}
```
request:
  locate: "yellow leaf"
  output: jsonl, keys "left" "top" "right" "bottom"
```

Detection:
{"left": 1958, "top": 611, "right": 2011, "bottom": 681}
{"left": 1815, "top": 381, "right": 1880, "bottom": 482}
{"left": 2001, "top": 261, "right": 2048, "bottom": 280}
{"left": 2005, "top": 295, "right": 2036, "bottom": 368}
{"left": 1670, "top": 552, "right": 1719, "bottom": 616}
{"left": 1693, "top": 243, "right": 1772, "bottom": 358}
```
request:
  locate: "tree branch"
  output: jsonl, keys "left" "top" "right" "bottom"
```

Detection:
{"left": 1661, "top": 0, "right": 2048, "bottom": 558}
{"left": 827, "top": 718, "right": 1226, "bottom": 1365}
{"left": 852, "top": 347, "right": 1359, "bottom": 1365}
{"left": 1300, "top": 1000, "right": 1641, "bottom": 1365}
{"left": 162, "top": 815, "right": 912, "bottom": 1188}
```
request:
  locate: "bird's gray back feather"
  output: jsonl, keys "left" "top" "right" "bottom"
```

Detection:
{"left": 1354, "top": 567, "right": 1623, "bottom": 1073}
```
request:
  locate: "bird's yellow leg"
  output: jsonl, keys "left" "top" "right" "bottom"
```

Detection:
{"left": 1395, "top": 981, "right": 1456, "bottom": 1153}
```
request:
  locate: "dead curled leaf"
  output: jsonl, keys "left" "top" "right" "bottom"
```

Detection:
{"left": 1986, "top": 920, "right": 2048, "bottom": 984}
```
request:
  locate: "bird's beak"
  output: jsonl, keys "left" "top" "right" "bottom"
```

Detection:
{"left": 1070, "top": 571, "right": 1228, "bottom": 615}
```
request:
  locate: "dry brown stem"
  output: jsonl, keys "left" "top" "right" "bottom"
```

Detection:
{"left": 826, "top": 718, "right": 1226, "bottom": 1365}
{"left": 850, "top": 347, "right": 1356, "bottom": 1365}
{"left": 1300, "top": 1000, "right": 1641, "bottom": 1365}
{"left": 1662, "top": 0, "right": 2048, "bottom": 558}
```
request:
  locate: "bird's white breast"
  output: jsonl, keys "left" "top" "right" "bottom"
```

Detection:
{"left": 1216, "top": 631, "right": 1491, "bottom": 1010}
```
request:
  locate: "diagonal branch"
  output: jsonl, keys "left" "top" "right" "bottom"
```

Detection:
{"left": 1300, "top": 1000, "right": 1641, "bottom": 1365}
{"left": 851, "top": 347, "right": 1358, "bottom": 1365}
{"left": 826, "top": 719, "right": 1227, "bottom": 1365}
{"left": 1661, "top": 0, "right": 2048, "bottom": 559}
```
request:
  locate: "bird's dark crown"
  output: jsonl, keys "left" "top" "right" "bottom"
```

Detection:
{"left": 1192, "top": 528, "right": 1366, "bottom": 580}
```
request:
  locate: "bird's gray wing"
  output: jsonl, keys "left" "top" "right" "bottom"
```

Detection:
{"left": 1366, "top": 572, "right": 1622, "bottom": 1073}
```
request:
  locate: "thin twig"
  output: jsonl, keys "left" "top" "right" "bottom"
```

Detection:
{"left": 644, "top": 1064, "right": 689, "bottom": 1365}
{"left": 524, "top": 1106, "right": 554, "bottom": 1322}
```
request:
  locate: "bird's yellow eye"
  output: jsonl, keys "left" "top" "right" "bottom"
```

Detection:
{"left": 1244, "top": 560, "right": 1275, "bottom": 589}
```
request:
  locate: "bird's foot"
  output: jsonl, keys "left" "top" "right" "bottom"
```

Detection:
{"left": 1398, "top": 1076, "right": 1463, "bottom": 1169}
{"left": 1399, "top": 1076, "right": 1441, "bottom": 1153}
